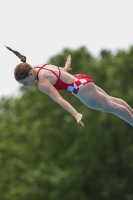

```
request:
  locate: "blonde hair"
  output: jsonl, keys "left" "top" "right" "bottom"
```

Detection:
{"left": 5, "top": 46, "right": 32, "bottom": 81}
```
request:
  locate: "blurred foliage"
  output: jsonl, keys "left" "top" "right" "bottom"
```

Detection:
{"left": 0, "top": 46, "right": 133, "bottom": 199}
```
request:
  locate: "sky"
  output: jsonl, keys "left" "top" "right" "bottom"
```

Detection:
{"left": 0, "top": 0, "right": 133, "bottom": 98}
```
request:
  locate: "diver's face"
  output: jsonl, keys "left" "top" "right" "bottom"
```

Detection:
{"left": 18, "top": 71, "right": 35, "bottom": 86}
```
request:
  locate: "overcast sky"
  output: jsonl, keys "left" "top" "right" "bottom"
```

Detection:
{"left": 0, "top": 0, "right": 133, "bottom": 98}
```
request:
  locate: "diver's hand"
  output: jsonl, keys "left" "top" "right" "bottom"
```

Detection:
{"left": 64, "top": 55, "right": 72, "bottom": 71}
{"left": 74, "top": 113, "right": 84, "bottom": 126}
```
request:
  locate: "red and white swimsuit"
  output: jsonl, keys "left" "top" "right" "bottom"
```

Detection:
{"left": 34, "top": 64, "right": 93, "bottom": 95}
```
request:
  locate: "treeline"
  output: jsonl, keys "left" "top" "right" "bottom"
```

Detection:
{"left": 0, "top": 46, "right": 133, "bottom": 200}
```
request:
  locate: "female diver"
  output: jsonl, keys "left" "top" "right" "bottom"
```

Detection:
{"left": 5, "top": 46, "right": 133, "bottom": 127}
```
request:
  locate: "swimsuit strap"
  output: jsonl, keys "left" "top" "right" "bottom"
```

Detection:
{"left": 34, "top": 64, "right": 60, "bottom": 80}
{"left": 58, "top": 67, "right": 61, "bottom": 79}
{"left": 34, "top": 64, "right": 48, "bottom": 80}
